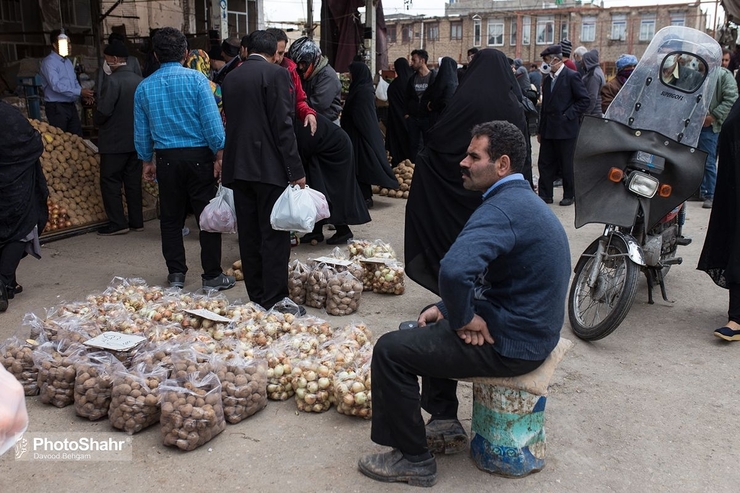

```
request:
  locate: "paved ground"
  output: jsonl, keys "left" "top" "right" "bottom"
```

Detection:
{"left": 1, "top": 147, "right": 738, "bottom": 492}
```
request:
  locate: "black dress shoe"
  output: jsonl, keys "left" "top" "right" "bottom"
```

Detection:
{"left": 541, "top": 197, "right": 554, "bottom": 204}
{"left": 301, "top": 232, "right": 324, "bottom": 244}
{"left": 326, "top": 231, "right": 353, "bottom": 245}
{"left": 559, "top": 198, "right": 574, "bottom": 206}
{"left": 365, "top": 197, "right": 374, "bottom": 209}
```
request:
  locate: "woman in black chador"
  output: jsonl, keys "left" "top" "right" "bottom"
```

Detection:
{"left": 0, "top": 102, "right": 49, "bottom": 312}
{"left": 385, "top": 57, "right": 414, "bottom": 166}
{"left": 295, "top": 113, "right": 371, "bottom": 245}
{"left": 698, "top": 100, "right": 740, "bottom": 341}
{"left": 404, "top": 49, "right": 528, "bottom": 294}
{"left": 424, "top": 56, "right": 459, "bottom": 129}
{"left": 341, "top": 62, "right": 399, "bottom": 207}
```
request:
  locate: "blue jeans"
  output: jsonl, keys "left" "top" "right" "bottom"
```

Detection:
{"left": 698, "top": 126, "right": 719, "bottom": 199}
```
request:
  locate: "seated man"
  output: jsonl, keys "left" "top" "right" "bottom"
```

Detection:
{"left": 358, "top": 120, "right": 571, "bottom": 487}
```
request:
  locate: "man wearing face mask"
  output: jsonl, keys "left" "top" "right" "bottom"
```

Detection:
{"left": 39, "top": 29, "right": 95, "bottom": 135}
{"left": 96, "top": 33, "right": 142, "bottom": 95}
{"left": 94, "top": 40, "right": 144, "bottom": 236}
{"left": 536, "top": 44, "right": 590, "bottom": 206}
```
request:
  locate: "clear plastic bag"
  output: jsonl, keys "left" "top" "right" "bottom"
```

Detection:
{"left": 270, "top": 184, "right": 317, "bottom": 233}
{"left": 33, "top": 341, "right": 86, "bottom": 408}
{"left": 290, "top": 357, "right": 334, "bottom": 413}
{"left": 325, "top": 271, "right": 363, "bottom": 316}
{"left": 160, "top": 371, "right": 226, "bottom": 451}
{"left": 288, "top": 260, "right": 311, "bottom": 305}
{"left": 199, "top": 183, "right": 237, "bottom": 234}
{"left": 0, "top": 316, "right": 48, "bottom": 396}
{"left": 74, "top": 351, "right": 126, "bottom": 421}
{"left": 334, "top": 349, "right": 372, "bottom": 419}
{"left": 109, "top": 362, "right": 168, "bottom": 435}
{"left": 212, "top": 354, "right": 267, "bottom": 424}
{"left": 306, "top": 264, "right": 335, "bottom": 309}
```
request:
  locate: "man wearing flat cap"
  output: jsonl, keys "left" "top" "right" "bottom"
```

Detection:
{"left": 213, "top": 37, "right": 241, "bottom": 86}
{"left": 94, "top": 40, "right": 144, "bottom": 235}
{"left": 536, "top": 44, "right": 589, "bottom": 206}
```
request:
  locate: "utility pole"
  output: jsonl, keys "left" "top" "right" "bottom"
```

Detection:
{"left": 306, "top": 0, "right": 313, "bottom": 39}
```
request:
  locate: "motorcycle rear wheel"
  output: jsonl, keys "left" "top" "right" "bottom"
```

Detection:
{"left": 568, "top": 237, "right": 640, "bottom": 341}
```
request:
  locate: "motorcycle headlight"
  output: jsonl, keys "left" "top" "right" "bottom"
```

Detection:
{"left": 627, "top": 171, "right": 659, "bottom": 198}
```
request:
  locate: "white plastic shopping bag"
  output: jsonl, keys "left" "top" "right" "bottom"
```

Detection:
{"left": 270, "top": 185, "right": 318, "bottom": 233}
{"left": 199, "top": 184, "right": 237, "bottom": 233}
{"left": 375, "top": 77, "right": 389, "bottom": 101}
{"left": 305, "top": 187, "right": 331, "bottom": 221}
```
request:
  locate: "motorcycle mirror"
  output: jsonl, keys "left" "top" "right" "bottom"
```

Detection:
{"left": 660, "top": 50, "right": 707, "bottom": 94}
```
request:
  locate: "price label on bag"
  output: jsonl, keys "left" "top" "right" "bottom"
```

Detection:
{"left": 313, "top": 256, "right": 353, "bottom": 267}
{"left": 84, "top": 333, "right": 147, "bottom": 352}
{"left": 183, "top": 308, "right": 232, "bottom": 323}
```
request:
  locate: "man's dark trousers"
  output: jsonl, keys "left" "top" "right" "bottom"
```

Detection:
{"left": 407, "top": 116, "right": 430, "bottom": 163}
{"left": 537, "top": 137, "right": 577, "bottom": 201}
{"left": 155, "top": 147, "right": 222, "bottom": 279}
{"left": 370, "top": 320, "right": 544, "bottom": 455}
{"left": 100, "top": 152, "right": 143, "bottom": 230}
{"left": 45, "top": 102, "right": 82, "bottom": 136}
{"left": 230, "top": 180, "right": 291, "bottom": 309}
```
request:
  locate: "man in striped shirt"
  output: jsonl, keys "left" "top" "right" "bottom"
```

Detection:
{"left": 134, "top": 27, "right": 234, "bottom": 292}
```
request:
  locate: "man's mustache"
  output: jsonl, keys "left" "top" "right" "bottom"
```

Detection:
{"left": 460, "top": 168, "right": 471, "bottom": 177}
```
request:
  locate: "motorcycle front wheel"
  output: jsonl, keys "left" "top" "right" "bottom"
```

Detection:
{"left": 568, "top": 236, "right": 640, "bottom": 341}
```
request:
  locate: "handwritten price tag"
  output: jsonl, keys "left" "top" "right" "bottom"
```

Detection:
{"left": 183, "top": 308, "right": 232, "bottom": 323}
{"left": 84, "top": 333, "right": 146, "bottom": 351}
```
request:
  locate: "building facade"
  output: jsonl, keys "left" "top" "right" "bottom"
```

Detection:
{"left": 385, "top": 2, "right": 706, "bottom": 74}
{"left": 0, "top": 0, "right": 263, "bottom": 64}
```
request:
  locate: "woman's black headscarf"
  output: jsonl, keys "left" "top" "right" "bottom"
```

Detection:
{"left": 0, "top": 102, "right": 48, "bottom": 245}
{"left": 425, "top": 56, "right": 459, "bottom": 127}
{"left": 405, "top": 49, "right": 528, "bottom": 295}
{"left": 341, "top": 62, "right": 398, "bottom": 192}
{"left": 385, "top": 57, "right": 414, "bottom": 165}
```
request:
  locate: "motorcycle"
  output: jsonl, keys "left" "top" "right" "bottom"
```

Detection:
{"left": 568, "top": 27, "right": 722, "bottom": 341}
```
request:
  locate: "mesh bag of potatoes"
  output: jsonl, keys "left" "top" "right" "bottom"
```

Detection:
{"left": 288, "top": 259, "right": 311, "bottom": 305}
{"left": 212, "top": 354, "right": 267, "bottom": 424}
{"left": 306, "top": 263, "right": 335, "bottom": 309}
{"left": 0, "top": 318, "right": 48, "bottom": 395}
{"left": 74, "top": 351, "right": 126, "bottom": 421}
{"left": 32, "top": 341, "right": 87, "bottom": 408}
{"left": 109, "top": 362, "right": 169, "bottom": 435}
{"left": 290, "top": 357, "right": 335, "bottom": 413}
{"left": 160, "top": 371, "right": 226, "bottom": 451}
{"left": 325, "top": 270, "right": 363, "bottom": 316}
{"left": 333, "top": 349, "right": 372, "bottom": 419}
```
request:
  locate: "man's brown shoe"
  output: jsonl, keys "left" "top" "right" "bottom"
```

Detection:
{"left": 358, "top": 449, "right": 437, "bottom": 487}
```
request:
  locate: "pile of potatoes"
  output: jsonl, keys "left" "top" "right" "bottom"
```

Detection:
{"left": 372, "top": 159, "right": 414, "bottom": 199}
{"left": 33, "top": 341, "right": 86, "bottom": 408}
{"left": 28, "top": 119, "right": 107, "bottom": 231}
{"left": 160, "top": 372, "right": 226, "bottom": 451}
{"left": 0, "top": 336, "right": 43, "bottom": 395}
{"left": 74, "top": 352, "right": 125, "bottom": 421}
{"left": 326, "top": 271, "right": 364, "bottom": 316}
{"left": 109, "top": 364, "right": 168, "bottom": 434}
{"left": 225, "top": 259, "right": 245, "bottom": 282}
{"left": 288, "top": 260, "right": 310, "bottom": 305}
{"left": 214, "top": 357, "right": 268, "bottom": 423}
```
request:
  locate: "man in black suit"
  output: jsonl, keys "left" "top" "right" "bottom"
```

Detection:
{"left": 221, "top": 30, "right": 306, "bottom": 310}
{"left": 537, "top": 44, "right": 590, "bottom": 206}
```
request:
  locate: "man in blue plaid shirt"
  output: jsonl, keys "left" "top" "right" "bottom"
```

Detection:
{"left": 134, "top": 27, "right": 234, "bottom": 291}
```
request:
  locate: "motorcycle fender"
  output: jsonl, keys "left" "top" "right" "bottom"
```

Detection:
{"left": 575, "top": 232, "right": 646, "bottom": 272}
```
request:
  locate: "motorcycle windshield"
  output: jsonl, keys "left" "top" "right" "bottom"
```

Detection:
{"left": 574, "top": 116, "right": 706, "bottom": 230}
{"left": 604, "top": 26, "right": 722, "bottom": 148}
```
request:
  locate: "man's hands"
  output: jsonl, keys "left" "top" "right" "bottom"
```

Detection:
{"left": 81, "top": 88, "right": 94, "bottom": 99}
{"left": 290, "top": 177, "right": 307, "bottom": 189}
{"left": 143, "top": 161, "right": 156, "bottom": 182}
{"left": 703, "top": 114, "right": 715, "bottom": 127}
{"left": 417, "top": 305, "right": 444, "bottom": 327}
{"left": 456, "top": 314, "right": 494, "bottom": 346}
{"left": 304, "top": 114, "right": 317, "bottom": 136}
{"left": 214, "top": 149, "right": 224, "bottom": 180}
